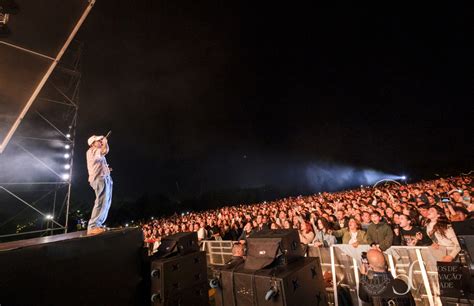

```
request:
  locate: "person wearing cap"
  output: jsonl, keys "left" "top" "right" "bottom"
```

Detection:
{"left": 86, "top": 135, "right": 112, "bottom": 235}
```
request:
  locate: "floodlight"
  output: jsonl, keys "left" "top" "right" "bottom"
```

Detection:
{"left": 64, "top": 153, "right": 70, "bottom": 159}
{"left": 45, "top": 214, "right": 53, "bottom": 220}
{"left": 64, "top": 164, "right": 71, "bottom": 170}
{"left": 66, "top": 134, "right": 71, "bottom": 139}
{"left": 65, "top": 144, "right": 70, "bottom": 149}
{"left": 61, "top": 173, "right": 70, "bottom": 180}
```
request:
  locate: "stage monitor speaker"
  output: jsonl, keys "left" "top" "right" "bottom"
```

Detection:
{"left": 213, "top": 257, "right": 327, "bottom": 306}
{"left": 0, "top": 228, "right": 148, "bottom": 306}
{"left": 151, "top": 250, "right": 209, "bottom": 306}
{"left": 153, "top": 231, "right": 200, "bottom": 258}
{"left": 245, "top": 229, "right": 304, "bottom": 270}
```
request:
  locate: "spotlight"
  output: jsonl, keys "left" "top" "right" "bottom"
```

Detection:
{"left": 65, "top": 144, "right": 70, "bottom": 149}
{"left": 125, "top": 223, "right": 129, "bottom": 227}
{"left": 64, "top": 164, "right": 71, "bottom": 170}
{"left": 45, "top": 214, "right": 53, "bottom": 220}
{"left": 401, "top": 175, "right": 407, "bottom": 180}
{"left": 64, "top": 153, "right": 70, "bottom": 159}
{"left": 61, "top": 173, "right": 70, "bottom": 180}
{"left": 66, "top": 133, "right": 71, "bottom": 138}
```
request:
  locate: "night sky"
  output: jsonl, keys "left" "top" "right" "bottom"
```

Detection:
{"left": 72, "top": 1, "right": 473, "bottom": 203}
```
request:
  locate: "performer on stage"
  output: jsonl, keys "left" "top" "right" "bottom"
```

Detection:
{"left": 86, "top": 134, "right": 113, "bottom": 235}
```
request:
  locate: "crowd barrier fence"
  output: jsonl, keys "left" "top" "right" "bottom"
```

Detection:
{"left": 201, "top": 241, "right": 456, "bottom": 305}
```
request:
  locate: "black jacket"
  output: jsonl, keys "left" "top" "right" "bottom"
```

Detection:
{"left": 359, "top": 271, "right": 415, "bottom": 306}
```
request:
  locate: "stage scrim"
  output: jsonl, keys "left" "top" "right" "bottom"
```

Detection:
{"left": 0, "top": 0, "right": 95, "bottom": 153}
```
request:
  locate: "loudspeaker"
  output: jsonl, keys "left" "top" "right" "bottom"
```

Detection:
{"left": 245, "top": 229, "right": 304, "bottom": 270}
{"left": 154, "top": 232, "right": 200, "bottom": 258}
{"left": 213, "top": 257, "right": 327, "bottom": 306}
{"left": 151, "top": 251, "right": 209, "bottom": 306}
{"left": 452, "top": 220, "right": 474, "bottom": 298}
{"left": 0, "top": 228, "right": 147, "bottom": 306}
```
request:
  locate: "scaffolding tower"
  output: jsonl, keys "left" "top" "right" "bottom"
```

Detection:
{"left": 0, "top": 41, "right": 83, "bottom": 241}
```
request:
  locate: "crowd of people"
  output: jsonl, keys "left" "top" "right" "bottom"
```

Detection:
{"left": 142, "top": 175, "right": 472, "bottom": 261}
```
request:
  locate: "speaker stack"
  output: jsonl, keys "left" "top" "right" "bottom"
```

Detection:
{"left": 211, "top": 229, "right": 328, "bottom": 306}
{"left": 441, "top": 219, "right": 474, "bottom": 305}
{"left": 150, "top": 232, "right": 209, "bottom": 306}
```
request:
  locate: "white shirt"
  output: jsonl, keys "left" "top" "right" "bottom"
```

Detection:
{"left": 86, "top": 147, "right": 110, "bottom": 183}
{"left": 197, "top": 227, "right": 207, "bottom": 240}
{"left": 348, "top": 231, "right": 358, "bottom": 245}
{"left": 426, "top": 221, "right": 461, "bottom": 258}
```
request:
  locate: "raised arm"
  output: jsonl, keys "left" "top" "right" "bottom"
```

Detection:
{"left": 101, "top": 138, "right": 109, "bottom": 156}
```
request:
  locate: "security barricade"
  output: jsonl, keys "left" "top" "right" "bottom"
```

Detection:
{"left": 202, "top": 241, "right": 457, "bottom": 305}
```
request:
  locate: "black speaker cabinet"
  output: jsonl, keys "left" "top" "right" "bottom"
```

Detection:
{"left": 154, "top": 232, "right": 200, "bottom": 258}
{"left": 245, "top": 229, "right": 304, "bottom": 270}
{"left": 213, "top": 257, "right": 327, "bottom": 306}
{"left": 151, "top": 250, "right": 209, "bottom": 306}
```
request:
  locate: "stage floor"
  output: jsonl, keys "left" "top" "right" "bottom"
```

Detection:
{"left": 0, "top": 227, "right": 138, "bottom": 252}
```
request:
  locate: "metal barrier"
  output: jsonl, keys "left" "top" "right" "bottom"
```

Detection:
{"left": 201, "top": 241, "right": 454, "bottom": 305}
{"left": 307, "top": 245, "right": 455, "bottom": 306}
{"left": 200, "top": 240, "right": 234, "bottom": 265}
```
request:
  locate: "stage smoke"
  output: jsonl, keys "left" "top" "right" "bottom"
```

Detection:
{"left": 305, "top": 162, "right": 403, "bottom": 192}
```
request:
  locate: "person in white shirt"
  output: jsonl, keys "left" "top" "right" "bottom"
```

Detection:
{"left": 426, "top": 205, "right": 461, "bottom": 262}
{"left": 197, "top": 221, "right": 207, "bottom": 241}
{"left": 86, "top": 135, "right": 112, "bottom": 235}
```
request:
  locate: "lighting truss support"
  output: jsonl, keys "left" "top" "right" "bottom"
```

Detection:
{"left": 0, "top": 42, "right": 83, "bottom": 240}
{"left": 0, "top": 0, "right": 95, "bottom": 153}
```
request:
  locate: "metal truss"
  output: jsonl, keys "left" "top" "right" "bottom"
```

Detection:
{"left": 0, "top": 42, "right": 83, "bottom": 239}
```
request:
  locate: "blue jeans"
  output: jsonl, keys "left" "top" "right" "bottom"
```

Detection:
{"left": 88, "top": 175, "right": 113, "bottom": 230}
